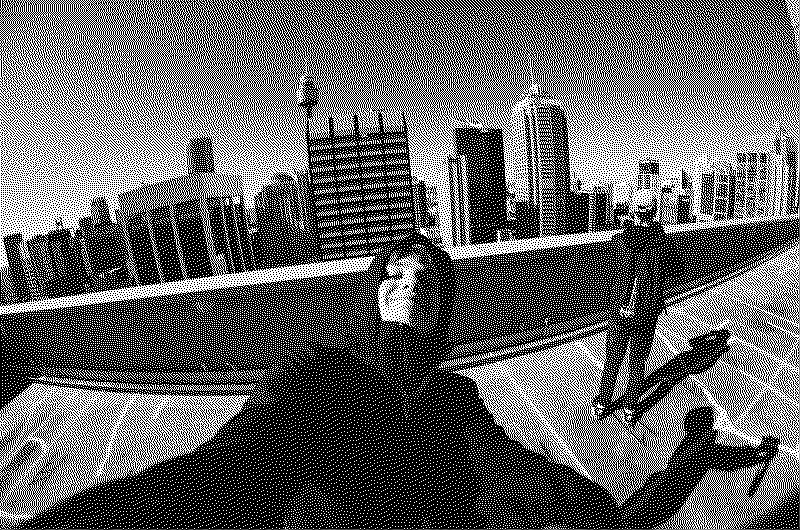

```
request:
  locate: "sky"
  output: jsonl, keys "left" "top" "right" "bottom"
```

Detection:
{"left": 1, "top": 0, "right": 799, "bottom": 268}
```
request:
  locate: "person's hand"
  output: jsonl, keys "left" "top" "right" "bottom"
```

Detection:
{"left": 757, "top": 436, "right": 779, "bottom": 462}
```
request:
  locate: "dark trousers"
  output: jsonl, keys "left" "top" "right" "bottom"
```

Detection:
{"left": 599, "top": 314, "right": 659, "bottom": 409}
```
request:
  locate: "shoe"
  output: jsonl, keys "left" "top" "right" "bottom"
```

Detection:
{"left": 591, "top": 398, "right": 609, "bottom": 421}
{"left": 684, "top": 406, "right": 715, "bottom": 436}
{"left": 622, "top": 408, "right": 638, "bottom": 426}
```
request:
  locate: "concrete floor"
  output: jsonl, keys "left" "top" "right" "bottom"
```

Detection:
{"left": 459, "top": 242, "right": 799, "bottom": 528}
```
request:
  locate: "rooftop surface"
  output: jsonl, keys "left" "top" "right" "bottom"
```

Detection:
{"left": 459, "top": 241, "right": 799, "bottom": 528}
{"left": 0, "top": 241, "right": 797, "bottom": 527}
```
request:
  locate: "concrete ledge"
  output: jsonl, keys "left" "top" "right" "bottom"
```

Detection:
{"left": 1, "top": 216, "right": 797, "bottom": 381}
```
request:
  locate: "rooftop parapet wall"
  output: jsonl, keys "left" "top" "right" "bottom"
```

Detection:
{"left": 1, "top": 216, "right": 797, "bottom": 381}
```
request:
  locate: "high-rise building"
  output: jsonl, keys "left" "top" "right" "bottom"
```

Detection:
{"left": 444, "top": 126, "right": 507, "bottom": 246}
{"left": 26, "top": 234, "right": 56, "bottom": 295}
{"left": 79, "top": 216, "right": 94, "bottom": 237}
{"left": 119, "top": 139, "right": 254, "bottom": 285}
{"left": 769, "top": 123, "right": 798, "bottom": 216}
{"left": 254, "top": 172, "right": 317, "bottom": 267}
{"left": 420, "top": 184, "right": 443, "bottom": 246}
{"left": 734, "top": 152, "right": 772, "bottom": 218}
{"left": 0, "top": 265, "right": 15, "bottom": 304}
{"left": 508, "top": 83, "right": 571, "bottom": 237}
{"left": 605, "top": 182, "right": 615, "bottom": 228}
{"left": 658, "top": 185, "right": 679, "bottom": 225}
{"left": 565, "top": 191, "right": 589, "bottom": 234}
{"left": 676, "top": 191, "right": 692, "bottom": 224}
{"left": 85, "top": 223, "right": 127, "bottom": 277}
{"left": 447, "top": 156, "right": 470, "bottom": 246}
{"left": 693, "top": 155, "right": 712, "bottom": 220}
{"left": 3, "top": 234, "right": 31, "bottom": 303}
{"left": 638, "top": 159, "right": 660, "bottom": 191}
{"left": 676, "top": 168, "right": 691, "bottom": 190}
{"left": 17, "top": 240, "right": 43, "bottom": 301}
{"left": 188, "top": 137, "right": 215, "bottom": 174}
{"left": 697, "top": 170, "right": 716, "bottom": 221}
{"left": 711, "top": 160, "right": 736, "bottom": 220}
{"left": 413, "top": 179, "right": 431, "bottom": 228}
{"left": 586, "top": 185, "right": 609, "bottom": 232}
{"left": 91, "top": 197, "right": 112, "bottom": 227}
{"left": 45, "top": 228, "right": 89, "bottom": 297}
{"left": 303, "top": 110, "right": 416, "bottom": 260}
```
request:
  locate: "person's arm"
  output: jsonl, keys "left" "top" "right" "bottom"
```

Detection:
{"left": 460, "top": 377, "right": 618, "bottom": 529}
{"left": 664, "top": 238, "right": 684, "bottom": 279}
{"left": 24, "top": 401, "right": 300, "bottom": 529}
{"left": 26, "top": 345, "right": 343, "bottom": 529}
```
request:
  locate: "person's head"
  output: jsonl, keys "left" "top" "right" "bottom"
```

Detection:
{"left": 377, "top": 242, "right": 442, "bottom": 336}
{"left": 629, "top": 189, "right": 657, "bottom": 224}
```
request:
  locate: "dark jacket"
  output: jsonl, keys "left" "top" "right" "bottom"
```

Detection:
{"left": 609, "top": 222, "right": 684, "bottom": 325}
{"left": 27, "top": 232, "right": 619, "bottom": 529}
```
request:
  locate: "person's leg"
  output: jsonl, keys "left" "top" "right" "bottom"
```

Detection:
{"left": 598, "top": 316, "right": 632, "bottom": 405}
{"left": 622, "top": 319, "right": 657, "bottom": 411}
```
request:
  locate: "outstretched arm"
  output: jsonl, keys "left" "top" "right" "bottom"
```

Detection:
{"left": 461, "top": 378, "right": 619, "bottom": 529}
{"left": 25, "top": 346, "right": 343, "bottom": 529}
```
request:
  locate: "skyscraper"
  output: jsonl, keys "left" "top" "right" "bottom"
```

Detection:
{"left": 638, "top": 159, "right": 660, "bottom": 191}
{"left": 586, "top": 185, "right": 609, "bottom": 232}
{"left": 769, "top": 123, "right": 798, "bottom": 216}
{"left": 509, "top": 83, "right": 571, "bottom": 237}
{"left": 413, "top": 179, "right": 431, "bottom": 228}
{"left": 26, "top": 234, "right": 56, "bottom": 295}
{"left": 303, "top": 110, "right": 416, "bottom": 260}
{"left": 734, "top": 152, "right": 772, "bottom": 218}
{"left": 3, "top": 234, "right": 30, "bottom": 303}
{"left": 119, "top": 139, "right": 254, "bottom": 285}
{"left": 444, "top": 126, "right": 507, "bottom": 246}
{"left": 254, "top": 172, "right": 317, "bottom": 267}
{"left": 91, "top": 197, "right": 112, "bottom": 227}
{"left": 45, "top": 227, "right": 89, "bottom": 297}
{"left": 676, "top": 191, "right": 692, "bottom": 224}
{"left": 693, "top": 155, "right": 711, "bottom": 220}
{"left": 565, "top": 191, "right": 589, "bottom": 234}
{"left": 658, "top": 185, "right": 679, "bottom": 225}
{"left": 188, "top": 137, "right": 215, "bottom": 174}
{"left": 711, "top": 160, "right": 736, "bottom": 220}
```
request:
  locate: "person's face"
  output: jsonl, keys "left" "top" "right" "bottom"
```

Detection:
{"left": 378, "top": 253, "right": 441, "bottom": 335}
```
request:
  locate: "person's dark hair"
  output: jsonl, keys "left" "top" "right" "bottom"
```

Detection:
{"left": 386, "top": 242, "right": 437, "bottom": 272}
{"left": 633, "top": 208, "right": 656, "bottom": 222}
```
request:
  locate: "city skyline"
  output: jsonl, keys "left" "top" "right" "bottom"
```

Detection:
{"left": 2, "top": 0, "right": 799, "bottom": 270}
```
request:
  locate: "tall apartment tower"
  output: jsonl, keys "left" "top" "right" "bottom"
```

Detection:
{"left": 710, "top": 160, "right": 736, "bottom": 220}
{"left": 508, "top": 83, "right": 571, "bottom": 237}
{"left": 188, "top": 137, "right": 215, "bottom": 174}
{"left": 638, "top": 159, "right": 660, "bottom": 191}
{"left": 413, "top": 179, "right": 431, "bottom": 228}
{"left": 586, "top": 185, "right": 609, "bottom": 232}
{"left": 445, "top": 126, "right": 507, "bottom": 246}
{"left": 254, "top": 172, "right": 317, "bottom": 267}
{"left": 658, "top": 185, "right": 679, "bottom": 225}
{"left": 90, "top": 197, "right": 112, "bottom": 227}
{"left": 119, "top": 139, "right": 254, "bottom": 286}
{"left": 304, "top": 110, "right": 416, "bottom": 260}
{"left": 769, "top": 123, "right": 798, "bottom": 216}
{"left": 2, "top": 234, "right": 30, "bottom": 303}
{"left": 734, "top": 152, "right": 772, "bottom": 218}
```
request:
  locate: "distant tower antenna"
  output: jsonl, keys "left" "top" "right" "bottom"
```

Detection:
{"left": 297, "top": 69, "right": 319, "bottom": 119}
{"left": 528, "top": 55, "right": 535, "bottom": 92}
